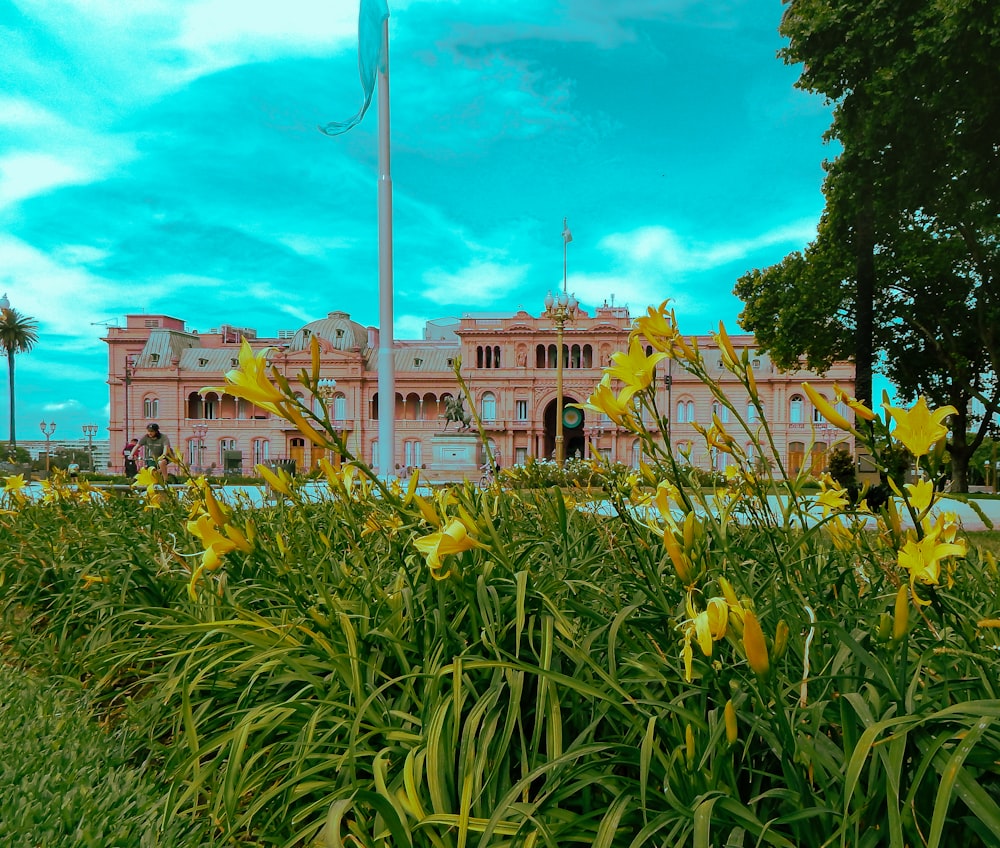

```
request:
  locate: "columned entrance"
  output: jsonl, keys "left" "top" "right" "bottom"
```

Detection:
{"left": 542, "top": 397, "right": 585, "bottom": 461}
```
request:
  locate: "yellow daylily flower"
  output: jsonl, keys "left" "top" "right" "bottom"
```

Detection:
{"left": 257, "top": 463, "right": 294, "bottom": 496}
{"left": 187, "top": 513, "right": 240, "bottom": 567}
{"left": 802, "top": 382, "right": 855, "bottom": 432}
{"left": 3, "top": 474, "right": 26, "bottom": 493}
{"left": 201, "top": 338, "right": 283, "bottom": 415}
{"left": 897, "top": 518, "right": 966, "bottom": 600}
{"left": 691, "top": 597, "right": 729, "bottom": 656}
{"left": 606, "top": 337, "right": 668, "bottom": 402}
{"left": 631, "top": 300, "right": 679, "bottom": 353}
{"left": 412, "top": 518, "right": 478, "bottom": 579}
{"left": 903, "top": 479, "right": 935, "bottom": 516}
{"left": 883, "top": 396, "right": 957, "bottom": 458}
{"left": 577, "top": 377, "right": 638, "bottom": 428}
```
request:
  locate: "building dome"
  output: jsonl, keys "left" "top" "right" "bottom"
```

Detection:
{"left": 288, "top": 310, "right": 368, "bottom": 352}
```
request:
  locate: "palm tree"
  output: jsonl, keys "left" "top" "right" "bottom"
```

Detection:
{"left": 0, "top": 302, "right": 40, "bottom": 449}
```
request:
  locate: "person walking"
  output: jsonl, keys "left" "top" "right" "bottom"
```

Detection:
{"left": 131, "top": 424, "right": 172, "bottom": 479}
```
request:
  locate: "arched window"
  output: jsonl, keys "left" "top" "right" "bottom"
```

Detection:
{"left": 536, "top": 344, "right": 546, "bottom": 368}
{"left": 582, "top": 345, "right": 593, "bottom": 368}
{"left": 810, "top": 443, "right": 827, "bottom": 474}
{"left": 747, "top": 402, "right": 758, "bottom": 423}
{"left": 333, "top": 393, "right": 347, "bottom": 421}
{"left": 788, "top": 441, "right": 805, "bottom": 475}
{"left": 477, "top": 346, "right": 484, "bottom": 368}
{"left": 547, "top": 344, "right": 557, "bottom": 368}
{"left": 493, "top": 346, "right": 501, "bottom": 368}
{"left": 677, "top": 400, "right": 695, "bottom": 423}
{"left": 790, "top": 395, "right": 804, "bottom": 424}
{"left": 712, "top": 401, "right": 730, "bottom": 423}
{"left": 570, "top": 344, "right": 581, "bottom": 368}
{"left": 481, "top": 392, "right": 497, "bottom": 422}
{"left": 144, "top": 396, "right": 159, "bottom": 419}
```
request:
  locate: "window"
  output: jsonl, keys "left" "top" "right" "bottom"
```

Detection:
{"left": 219, "top": 438, "right": 236, "bottom": 465}
{"left": 252, "top": 438, "right": 269, "bottom": 465}
{"left": 677, "top": 400, "right": 695, "bottom": 423}
{"left": 144, "top": 397, "right": 159, "bottom": 418}
{"left": 747, "top": 402, "right": 758, "bottom": 423}
{"left": 632, "top": 440, "right": 643, "bottom": 468}
{"left": 712, "top": 401, "right": 730, "bottom": 423}
{"left": 515, "top": 400, "right": 528, "bottom": 421}
{"left": 144, "top": 318, "right": 160, "bottom": 328}
{"left": 203, "top": 398, "right": 217, "bottom": 420}
{"left": 788, "top": 441, "right": 805, "bottom": 475}
{"left": 812, "top": 394, "right": 829, "bottom": 424}
{"left": 333, "top": 393, "right": 347, "bottom": 421}
{"left": 371, "top": 439, "right": 379, "bottom": 471}
{"left": 237, "top": 399, "right": 250, "bottom": 420}
{"left": 404, "top": 440, "right": 422, "bottom": 467}
{"left": 790, "top": 395, "right": 804, "bottom": 424}
{"left": 481, "top": 392, "right": 497, "bottom": 422}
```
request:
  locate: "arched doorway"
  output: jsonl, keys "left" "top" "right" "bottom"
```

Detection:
{"left": 543, "top": 397, "right": 586, "bottom": 461}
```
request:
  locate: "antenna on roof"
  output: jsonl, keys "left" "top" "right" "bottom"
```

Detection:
{"left": 90, "top": 317, "right": 120, "bottom": 327}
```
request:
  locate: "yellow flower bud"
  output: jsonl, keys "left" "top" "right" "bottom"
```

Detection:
{"left": 892, "top": 584, "right": 909, "bottom": 641}
{"left": 724, "top": 700, "right": 738, "bottom": 745}
{"left": 742, "top": 610, "right": 770, "bottom": 676}
{"left": 685, "top": 722, "right": 696, "bottom": 769}
{"left": 772, "top": 619, "right": 790, "bottom": 660}
{"left": 876, "top": 613, "right": 892, "bottom": 642}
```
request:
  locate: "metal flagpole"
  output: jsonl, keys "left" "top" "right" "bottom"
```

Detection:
{"left": 376, "top": 14, "right": 395, "bottom": 479}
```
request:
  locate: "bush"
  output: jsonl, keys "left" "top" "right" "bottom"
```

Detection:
{"left": 2, "top": 315, "right": 999, "bottom": 847}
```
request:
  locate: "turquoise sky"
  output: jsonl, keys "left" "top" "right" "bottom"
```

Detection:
{"left": 1, "top": 0, "right": 836, "bottom": 439}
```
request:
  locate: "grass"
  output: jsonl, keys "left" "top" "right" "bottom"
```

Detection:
{"left": 0, "top": 662, "right": 213, "bottom": 848}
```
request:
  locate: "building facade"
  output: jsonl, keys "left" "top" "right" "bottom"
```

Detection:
{"left": 103, "top": 305, "right": 855, "bottom": 478}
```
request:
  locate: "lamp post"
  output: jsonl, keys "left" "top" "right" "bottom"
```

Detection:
{"left": 192, "top": 423, "right": 209, "bottom": 474}
{"left": 82, "top": 424, "right": 98, "bottom": 471}
{"left": 122, "top": 355, "right": 136, "bottom": 455}
{"left": 39, "top": 420, "right": 56, "bottom": 475}
{"left": 543, "top": 289, "right": 578, "bottom": 465}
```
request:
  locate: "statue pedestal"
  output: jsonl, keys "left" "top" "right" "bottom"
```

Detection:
{"left": 425, "top": 432, "right": 481, "bottom": 482}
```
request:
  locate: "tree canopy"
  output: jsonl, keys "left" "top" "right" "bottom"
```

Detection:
{"left": 736, "top": 0, "right": 1000, "bottom": 489}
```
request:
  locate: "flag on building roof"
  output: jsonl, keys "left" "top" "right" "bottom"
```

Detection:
{"left": 319, "top": 0, "right": 389, "bottom": 136}
{"left": 562, "top": 218, "right": 573, "bottom": 244}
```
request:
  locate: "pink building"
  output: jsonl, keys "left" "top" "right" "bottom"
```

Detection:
{"left": 103, "top": 305, "right": 855, "bottom": 477}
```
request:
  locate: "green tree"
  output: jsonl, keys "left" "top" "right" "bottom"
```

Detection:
{"left": 0, "top": 307, "right": 40, "bottom": 449}
{"left": 736, "top": 0, "right": 1000, "bottom": 491}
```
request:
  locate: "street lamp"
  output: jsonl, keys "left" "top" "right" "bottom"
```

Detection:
{"left": 82, "top": 424, "right": 98, "bottom": 471}
{"left": 192, "top": 423, "right": 209, "bottom": 474}
{"left": 39, "top": 420, "right": 56, "bottom": 475}
{"left": 543, "top": 288, "right": 578, "bottom": 466}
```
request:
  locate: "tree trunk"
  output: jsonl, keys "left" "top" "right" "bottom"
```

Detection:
{"left": 7, "top": 354, "right": 14, "bottom": 449}
{"left": 854, "top": 204, "right": 875, "bottom": 408}
{"left": 949, "top": 409, "right": 971, "bottom": 493}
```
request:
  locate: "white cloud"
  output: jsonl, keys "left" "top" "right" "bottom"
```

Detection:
{"left": 421, "top": 260, "right": 528, "bottom": 305}
{"left": 0, "top": 154, "right": 89, "bottom": 209}
{"left": 599, "top": 220, "right": 817, "bottom": 274}
{"left": 0, "top": 235, "right": 146, "bottom": 340}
